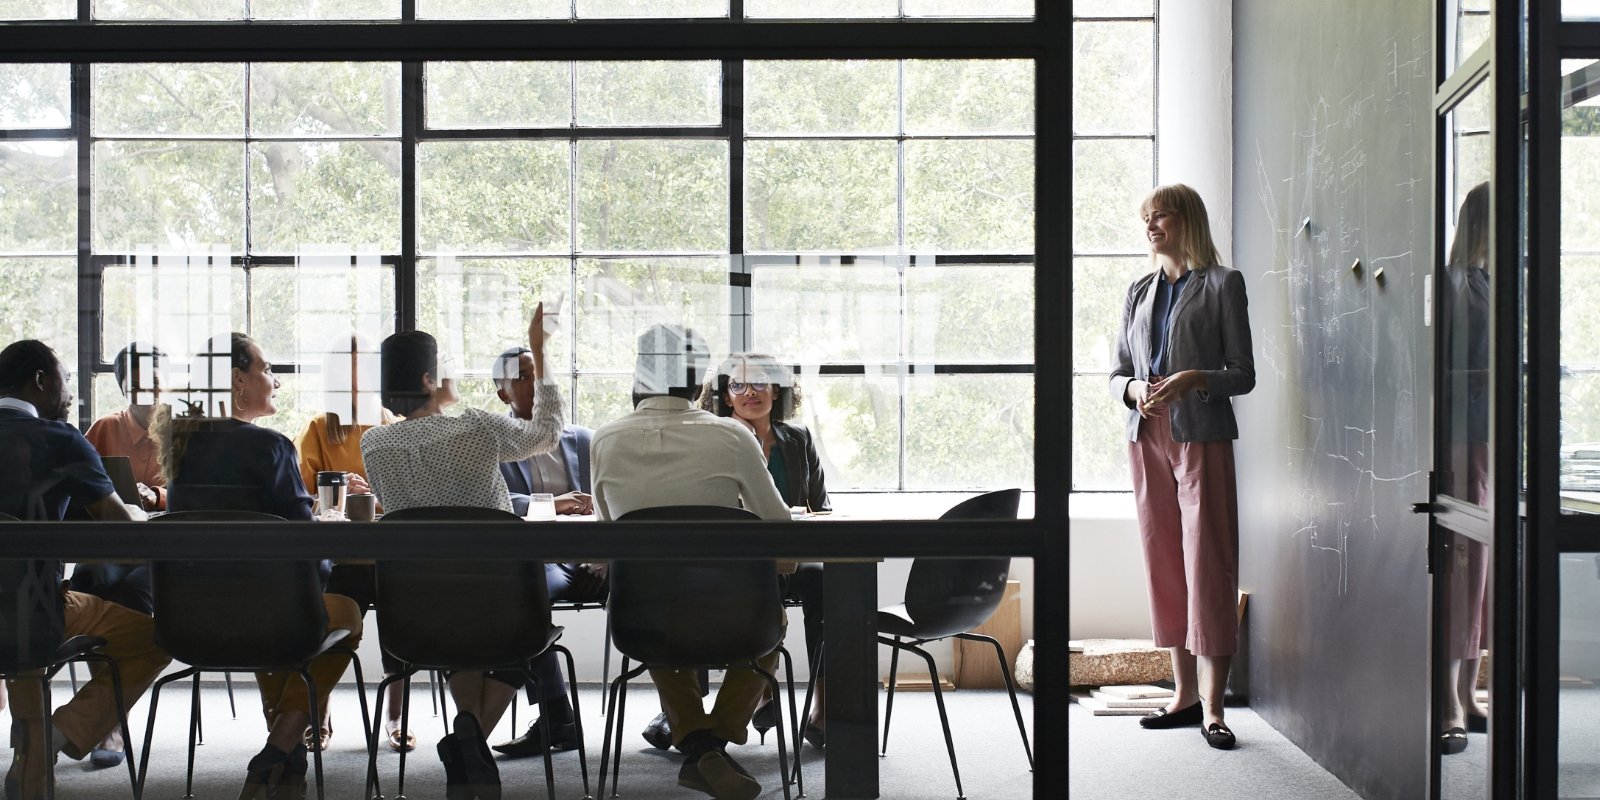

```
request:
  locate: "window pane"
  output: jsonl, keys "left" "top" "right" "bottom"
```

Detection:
{"left": 1073, "top": 0, "right": 1152, "bottom": 15}
{"left": 575, "top": 256, "right": 730, "bottom": 373}
{"left": 576, "top": 374, "right": 634, "bottom": 429}
{"left": 425, "top": 62, "right": 571, "bottom": 130}
{"left": 751, "top": 259, "right": 900, "bottom": 365}
{"left": 250, "top": 372, "right": 312, "bottom": 440}
{"left": 248, "top": 142, "right": 402, "bottom": 254}
{"left": 906, "top": 374, "right": 1033, "bottom": 490}
{"left": 248, "top": 260, "right": 394, "bottom": 375}
{"left": 249, "top": 0, "right": 399, "bottom": 19}
{"left": 0, "top": 257, "right": 75, "bottom": 357}
{"left": 576, "top": 61, "right": 721, "bottom": 127}
{"left": 903, "top": 0, "right": 1032, "bottom": 17}
{"left": 417, "top": 257, "right": 571, "bottom": 381}
{"left": 0, "top": 0, "right": 73, "bottom": 20}
{"left": 1072, "top": 138, "right": 1152, "bottom": 254}
{"left": 251, "top": 63, "right": 401, "bottom": 136}
{"left": 1073, "top": 257, "right": 1148, "bottom": 371}
{"left": 1073, "top": 21, "right": 1154, "bottom": 135}
{"left": 93, "top": 374, "right": 125, "bottom": 425}
{"left": 577, "top": 140, "right": 728, "bottom": 253}
{"left": 101, "top": 256, "right": 247, "bottom": 364}
{"left": 0, "top": 64, "right": 70, "bottom": 128}
{"left": 94, "top": 0, "right": 245, "bottom": 20}
{"left": 745, "top": 60, "right": 896, "bottom": 135}
{"left": 1074, "top": 373, "right": 1131, "bottom": 489}
{"left": 93, "top": 64, "right": 245, "bottom": 137}
{"left": 93, "top": 142, "right": 246, "bottom": 252}
{"left": 745, "top": 140, "right": 897, "bottom": 252}
{"left": 417, "top": 140, "right": 570, "bottom": 255}
{"left": 417, "top": 0, "right": 566, "bottom": 19}
{"left": 906, "top": 264, "right": 1033, "bottom": 363}
{"left": 904, "top": 139, "right": 1033, "bottom": 253}
{"left": 745, "top": 0, "right": 895, "bottom": 18}
{"left": 1564, "top": 137, "right": 1600, "bottom": 253}
{"left": 0, "top": 141, "right": 75, "bottom": 254}
{"left": 577, "top": 0, "right": 726, "bottom": 18}
{"left": 1570, "top": 0, "right": 1600, "bottom": 19}
{"left": 904, "top": 59, "right": 1034, "bottom": 134}
{"left": 804, "top": 374, "right": 898, "bottom": 490}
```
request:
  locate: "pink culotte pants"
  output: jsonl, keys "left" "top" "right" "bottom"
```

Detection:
{"left": 1129, "top": 403, "right": 1240, "bottom": 657}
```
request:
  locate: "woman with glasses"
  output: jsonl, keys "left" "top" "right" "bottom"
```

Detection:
{"left": 1110, "top": 184, "right": 1255, "bottom": 751}
{"left": 699, "top": 353, "right": 830, "bottom": 748}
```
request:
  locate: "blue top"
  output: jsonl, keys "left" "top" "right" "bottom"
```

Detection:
{"left": 167, "top": 418, "right": 315, "bottom": 521}
{"left": 0, "top": 407, "right": 118, "bottom": 521}
{"left": 1148, "top": 270, "right": 1192, "bottom": 376}
{"left": 766, "top": 447, "right": 792, "bottom": 507}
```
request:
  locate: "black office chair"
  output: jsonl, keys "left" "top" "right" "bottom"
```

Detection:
{"left": 136, "top": 510, "right": 370, "bottom": 800}
{"left": 0, "top": 512, "right": 142, "bottom": 800}
{"left": 877, "top": 488, "right": 1034, "bottom": 799}
{"left": 372, "top": 505, "right": 586, "bottom": 800}
{"left": 600, "top": 505, "right": 799, "bottom": 800}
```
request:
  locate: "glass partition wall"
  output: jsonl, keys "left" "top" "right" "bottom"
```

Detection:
{"left": 0, "top": 5, "right": 1069, "bottom": 800}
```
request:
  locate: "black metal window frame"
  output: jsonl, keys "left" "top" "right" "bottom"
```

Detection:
{"left": 0, "top": 8, "right": 1073, "bottom": 798}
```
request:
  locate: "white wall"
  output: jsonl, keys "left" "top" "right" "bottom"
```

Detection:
{"left": 1157, "top": 0, "right": 1234, "bottom": 265}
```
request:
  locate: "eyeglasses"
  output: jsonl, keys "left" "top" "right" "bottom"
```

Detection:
{"left": 728, "top": 381, "right": 771, "bottom": 396}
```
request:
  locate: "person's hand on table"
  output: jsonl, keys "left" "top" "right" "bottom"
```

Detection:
{"left": 135, "top": 482, "right": 159, "bottom": 510}
{"left": 345, "top": 472, "right": 371, "bottom": 495}
{"left": 555, "top": 491, "right": 593, "bottom": 515}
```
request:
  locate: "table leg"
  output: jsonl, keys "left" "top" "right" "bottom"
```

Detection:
{"left": 824, "top": 562, "right": 879, "bottom": 799}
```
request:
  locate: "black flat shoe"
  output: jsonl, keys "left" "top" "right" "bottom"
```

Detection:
{"left": 1441, "top": 727, "right": 1469, "bottom": 755}
{"left": 642, "top": 712, "right": 673, "bottom": 750}
{"left": 1201, "top": 722, "right": 1236, "bottom": 750}
{"left": 1138, "top": 701, "right": 1203, "bottom": 729}
{"left": 490, "top": 719, "right": 579, "bottom": 758}
{"left": 802, "top": 722, "right": 825, "bottom": 749}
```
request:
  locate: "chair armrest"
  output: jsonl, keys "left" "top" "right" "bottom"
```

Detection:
{"left": 55, "top": 635, "right": 107, "bottom": 663}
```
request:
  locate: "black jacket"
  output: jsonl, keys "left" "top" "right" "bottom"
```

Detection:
{"left": 771, "top": 420, "right": 831, "bottom": 513}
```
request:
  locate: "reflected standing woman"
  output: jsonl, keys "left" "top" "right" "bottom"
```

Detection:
{"left": 1109, "top": 184, "right": 1254, "bottom": 750}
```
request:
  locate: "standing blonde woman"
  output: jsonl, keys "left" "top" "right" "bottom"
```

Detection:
{"left": 1109, "top": 184, "right": 1254, "bottom": 750}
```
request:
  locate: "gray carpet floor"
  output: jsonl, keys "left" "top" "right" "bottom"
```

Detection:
{"left": 9, "top": 681, "right": 1035, "bottom": 799}
{"left": 1068, "top": 702, "right": 1362, "bottom": 800}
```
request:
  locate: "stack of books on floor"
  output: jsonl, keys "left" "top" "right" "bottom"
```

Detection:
{"left": 1070, "top": 684, "right": 1173, "bottom": 715}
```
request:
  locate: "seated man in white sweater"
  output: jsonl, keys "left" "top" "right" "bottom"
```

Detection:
{"left": 590, "top": 324, "right": 790, "bottom": 800}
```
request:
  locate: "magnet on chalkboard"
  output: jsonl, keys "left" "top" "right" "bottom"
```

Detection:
{"left": 1373, "top": 266, "right": 1385, "bottom": 282}
{"left": 1350, "top": 258, "right": 1362, "bottom": 274}
{"left": 1297, "top": 217, "right": 1312, "bottom": 237}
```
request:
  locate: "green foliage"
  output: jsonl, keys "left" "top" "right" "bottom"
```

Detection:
{"left": 1073, "top": 138, "right": 1153, "bottom": 254}
{"left": 417, "top": 0, "right": 566, "bottom": 19}
{"left": 576, "top": 140, "right": 728, "bottom": 252}
{"left": 0, "top": 142, "right": 74, "bottom": 253}
{"left": 905, "top": 60, "right": 1034, "bottom": 134}
{"left": 0, "top": 258, "right": 76, "bottom": 355}
{"left": 746, "top": 61, "right": 896, "bottom": 134}
{"left": 0, "top": 64, "right": 69, "bottom": 127}
{"left": 1073, "top": 21, "right": 1154, "bottom": 135}
{"left": 426, "top": 62, "right": 570, "bottom": 129}
{"left": 746, "top": 140, "right": 898, "bottom": 252}
{"left": 577, "top": 61, "right": 721, "bottom": 126}
{"left": 418, "top": 140, "right": 570, "bottom": 253}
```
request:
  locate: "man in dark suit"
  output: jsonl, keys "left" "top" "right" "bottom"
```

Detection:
{"left": 487, "top": 345, "right": 607, "bottom": 758}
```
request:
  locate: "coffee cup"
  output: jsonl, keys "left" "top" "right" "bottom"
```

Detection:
{"left": 346, "top": 492, "right": 376, "bottom": 522}
{"left": 315, "top": 471, "right": 347, "bottom": 515}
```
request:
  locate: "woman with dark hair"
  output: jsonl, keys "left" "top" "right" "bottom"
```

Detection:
{"left": 359, "top": 305, "right": 564, "bottom": 798}
{"left": 1110, "top": 183, "right": 1254, "bottom": 751}
{"left": 698, "top": 353, "right": 830, "bottom": 747}
{"left": 154, "top": 332, "right": 365, "bottom": 797}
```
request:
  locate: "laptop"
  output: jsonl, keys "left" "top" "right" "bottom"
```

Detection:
{"left": 100, "top": 456, "right": 141, "bottom": 506}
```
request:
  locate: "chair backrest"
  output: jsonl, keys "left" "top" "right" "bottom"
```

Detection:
{"left": 900, "top": 488, "right": 1022, "bottom": 639}
{"left": 611, "top": 505, "right": 783, "bottom": 667}
{"left": 376, "top": 506, "right": 554, "bottom": 670}
{"left": 166, "top": 484, "right": 266, "bottom": 513}
{"left": 150, "top": 510, "right": 332, "bottom": 669}
{"left": 0, "top": 512, "right": 65, "bottom": 672}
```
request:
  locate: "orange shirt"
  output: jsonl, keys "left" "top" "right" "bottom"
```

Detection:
{"left": 84, "top": 408, "right": 166, "bottom": 509}
{"left": 296, "top": 414, "right": 375, "bottom": 494}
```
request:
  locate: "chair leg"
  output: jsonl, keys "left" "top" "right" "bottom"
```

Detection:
{"left": 67, "top": 660, "right": 77, "bottom": 693}
{"left": 881, "top": 636, "right": 902, "bottom": 756}
{"left": 339, "top": 646, "right": 376, "bottom": 796}
{"left": 139, "top": 668, "right": 198, "bottom": 800}
{"left": 554, "top": 645, "right": 590, "bottom": 798}
{"left": 779, "top": 649, "right": 805, "bottom": 797}
{"left": 898, "top": 640, "right": 966, "bottom": 800}
{"left": 224, "top": 671, "right": 237, "bottom": 718}
{"left": 369, "top": 672, "right": 403, "bottom": 800}
{"left": 398, "top": 672, "right": 415, "bottom": 800}
{"left": 523, "top": 670, "right": 558, "bottom": 800}
{"left": 185, "top": 674, "right": 200, "bottom": 798}
{"left": 793, "top": 644, "right": 824, "bottom": 790}
{"left": 598, "top": 659, "right": 647, "bottom": 800}
{"left": 599, "top": 615, "right": 614, "bottom": 716}
{"left": 82, "top": 652, "right": 142, "bottom": 800}
{"left": 435, "top": 670, "right": 451, "bottom": 733}
{"left": 750, "top": 663, "right": 793, "bottom": 800}
{"left": 300, "top": 667, "right": 326, "bottom": 800}
{"left": 956, "top": 632, "right": 1034, "bottom": 770}
{"left": 41, "top": 677, "right": 55, "bottom": 800}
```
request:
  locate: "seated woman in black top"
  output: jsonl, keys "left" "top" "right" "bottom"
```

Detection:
{"left": 154, "top": 332, "right": 364, "bottom": 797}
{"left": 699, "top": 353, "right": 830, "bottom": 746}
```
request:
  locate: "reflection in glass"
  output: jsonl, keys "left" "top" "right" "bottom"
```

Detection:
{"left": 751, "top": 258, "right": 900, "bottom": 365}
{"left": 1440, "top": 181, "right": 1490, "bottom": 504}
{"left": 575, "top": 257, "right": 729, "bottom": 373}
{"left": 418, "top": 256, "right": 569, "bottom": 384}
{"left": 906, "top": 264, "right": 1034, "bottom": 364}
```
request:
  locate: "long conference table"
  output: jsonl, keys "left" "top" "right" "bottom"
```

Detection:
{"left": 6, "top": 511, "right": 1037, "bottom": 799}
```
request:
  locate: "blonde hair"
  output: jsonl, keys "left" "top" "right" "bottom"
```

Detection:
{"left": 1140, "top": 183, "right": 1222, "bottom": 270}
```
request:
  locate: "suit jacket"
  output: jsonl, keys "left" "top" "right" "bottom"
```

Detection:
{"left": 771, "top": 420, "right": 831, "bottom": 513}
{"left": 500, "top": 423, "right": 593, "bottom": 517}
{"left": 1109, "top": 265, "right": 1255, "bottom": 443}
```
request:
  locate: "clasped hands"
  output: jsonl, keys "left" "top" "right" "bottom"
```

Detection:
{"left": 1130, "top": 370, "right": 1207, "bottom": 419}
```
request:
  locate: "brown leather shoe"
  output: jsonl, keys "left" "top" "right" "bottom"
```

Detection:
{"left": 678, "top": 750, "right": 761, "bottom": 800}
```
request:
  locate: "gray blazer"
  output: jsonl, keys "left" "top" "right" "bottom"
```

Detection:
{"left": 1108, "top": 264, "right": 1255, "bottom": 443}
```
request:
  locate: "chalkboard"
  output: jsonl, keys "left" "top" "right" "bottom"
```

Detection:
{"left": 1234, "top": 2, "right": 1435, "bottom": 798}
